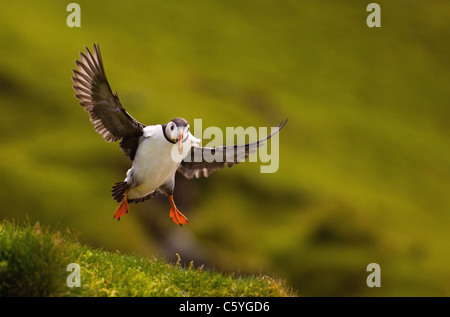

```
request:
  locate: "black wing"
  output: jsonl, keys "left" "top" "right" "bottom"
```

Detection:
{"left": 177, "top": 119, "right": 287, "bottom": 179}
{"left": 72, "top": 44, "right": 145, "bottom": 160}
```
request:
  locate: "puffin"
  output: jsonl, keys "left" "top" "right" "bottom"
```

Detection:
{"left": 72, "top": 44, "right": 287, "bottom": 225}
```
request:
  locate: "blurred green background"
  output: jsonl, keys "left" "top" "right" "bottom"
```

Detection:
{"left": 0, "top": 0, "right": 449, "bottom": 296}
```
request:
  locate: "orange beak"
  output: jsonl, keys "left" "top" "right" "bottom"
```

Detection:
{"left": 178, "top": 129, "right": 183, "bottom": 153}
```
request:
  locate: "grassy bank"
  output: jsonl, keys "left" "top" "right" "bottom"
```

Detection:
{"left": 0, "top": 220, "right": 295, "bottom": 297}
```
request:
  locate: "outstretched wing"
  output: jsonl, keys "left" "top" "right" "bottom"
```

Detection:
{"left": 177, "top": 119, "right": 287, "bottom": 179}
{"left": 72, "top": 44, "right": 145, "bottom": 160}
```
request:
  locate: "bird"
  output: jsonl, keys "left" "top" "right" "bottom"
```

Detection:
{"left": 72, "top": 44, "right": 287, "bottom": 226}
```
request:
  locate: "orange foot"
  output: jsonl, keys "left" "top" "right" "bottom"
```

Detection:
{"left": 114, "top": 189, "right": 129, "bottom": 221}
{"left": 168, "top": 195, "right": 189, "bottom": 226}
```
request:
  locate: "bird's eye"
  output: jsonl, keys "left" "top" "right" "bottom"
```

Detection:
{"left": 170, "top": 125, "right": 174, "bottom": 131}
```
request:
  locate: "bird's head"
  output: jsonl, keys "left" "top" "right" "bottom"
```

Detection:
{"left": 165, "top": 117, "right": 190, "bottom": 152}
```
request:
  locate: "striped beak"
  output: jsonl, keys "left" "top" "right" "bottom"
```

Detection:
{"left": 178, "top": 129, "right": 183, "bottom": 153}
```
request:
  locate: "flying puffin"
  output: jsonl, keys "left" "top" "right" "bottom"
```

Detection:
{"left": 72, "top": 44, "right": 287, "bottom": 225}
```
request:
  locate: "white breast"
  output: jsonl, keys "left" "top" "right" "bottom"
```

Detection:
{"left": 125, "top": 125, "right": 192, "bottom": 199}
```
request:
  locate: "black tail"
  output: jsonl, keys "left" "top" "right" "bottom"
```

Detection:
{"left": 111, "top": 181, "right": 128, "bottom": 203}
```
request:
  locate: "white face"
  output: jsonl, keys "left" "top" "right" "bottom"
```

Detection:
{"left": 165, "top": 121, "right": 190, "bottom": 142}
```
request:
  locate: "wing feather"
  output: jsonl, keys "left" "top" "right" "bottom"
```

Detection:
{"left": 178, "top": 119, "right": 287, "bottom": 179}
{"left": 72, "top": 44, "right": 145, "bottom": 160}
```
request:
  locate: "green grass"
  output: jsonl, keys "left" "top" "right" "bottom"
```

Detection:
{"left": 0, "top": 220, "right": 295, "bottom": 297}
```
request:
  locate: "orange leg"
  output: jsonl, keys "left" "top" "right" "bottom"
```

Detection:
{"left": 114, "top": 189, "right": 129, "bottom": 221}
{"left": 168, "top": 195, "right": 189, "bottom": 226}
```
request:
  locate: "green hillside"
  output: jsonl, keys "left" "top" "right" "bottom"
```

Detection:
{"left": 0, "top": 220, "right": 293, "bottom": 296}
{"left": 0, "top": 1, "right": 449, "bottom": 296}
